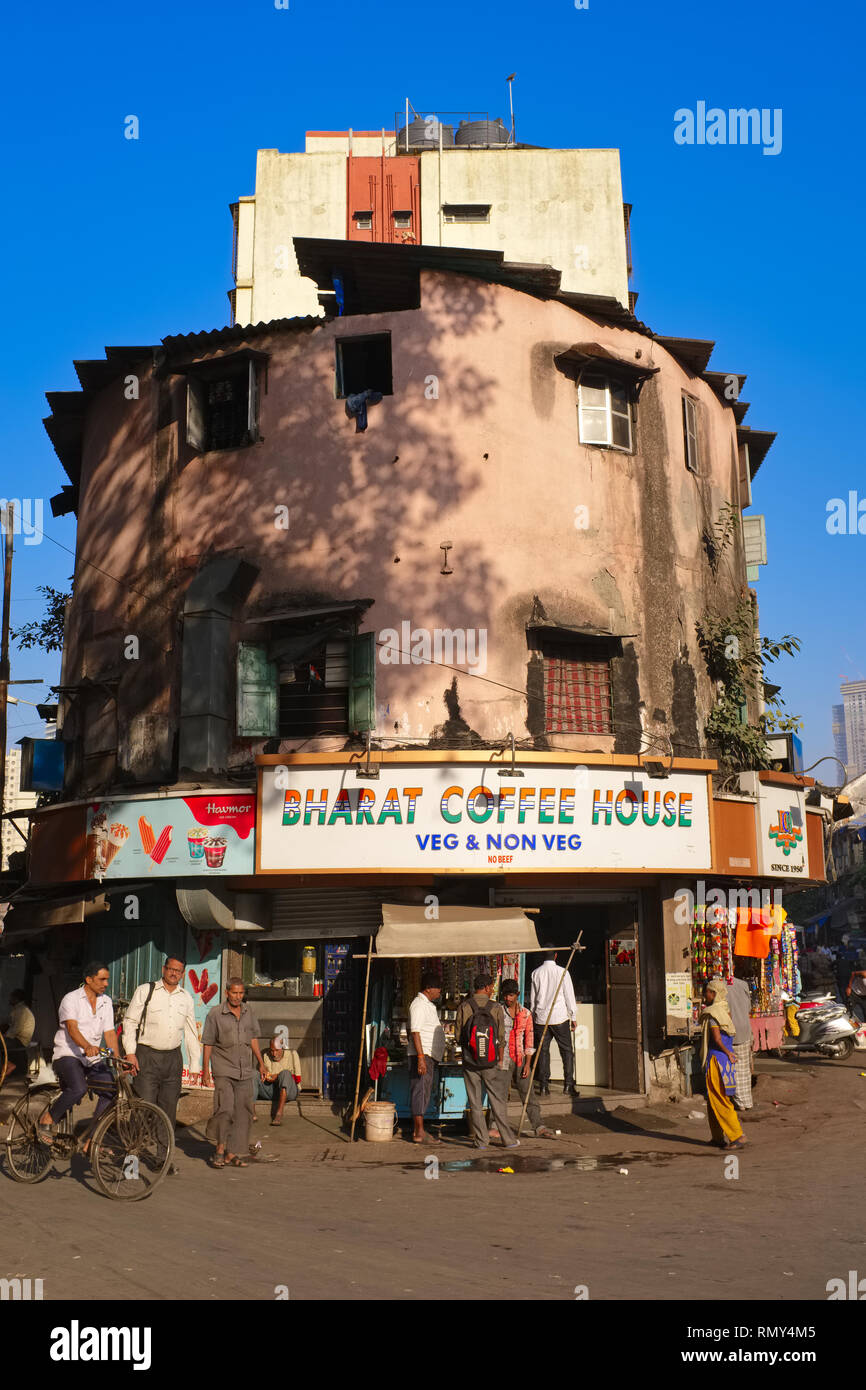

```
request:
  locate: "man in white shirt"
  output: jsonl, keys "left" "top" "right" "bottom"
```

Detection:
{"left": 408, "top": 971, "right": 445, "bottom": 1144}
{"left": 530, "top": 951, "right": 579, "bottom": 1097}
{"left": 122, "top": 955, "right": 202, "bottom": 1171}
{"left": 38, "top": 962, "right": 120, "bottom": 1145}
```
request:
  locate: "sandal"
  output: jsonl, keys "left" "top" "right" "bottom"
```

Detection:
{"left": 209, "top": 1154, "right": 226, "bottom": 1169}
{"left": 226, "top": 1156, "right": 248, "bottom": 1167}
{"left": 36, "top": 1115, "right": 56, "bottom": 1146}
{"left": 270, "top": 1117, "right": 282, "bottom": 1127}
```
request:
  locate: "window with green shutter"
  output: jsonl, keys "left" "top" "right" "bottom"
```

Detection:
{"left": 348, "top": 631, "right": 376, "bottom": 733}
{"left": 237, "top": 642, "right": 278, "bottom": 737}
{"left": 239, "top": 630, "right": 375, "bottom": 741}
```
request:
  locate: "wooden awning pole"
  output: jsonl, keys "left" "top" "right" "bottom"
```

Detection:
{"left": 348, "top": 935, "right": 374, "bottom": 1143}
{"left": 516, "top": 934, "right": 583, "bottom": 1138}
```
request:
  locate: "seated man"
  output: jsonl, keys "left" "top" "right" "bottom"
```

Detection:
{"left": 2, "top": 989, "right": 36, "bottom": 1077}
{"left": 252, "top": 1036, "right": 301, "bottom": 1126}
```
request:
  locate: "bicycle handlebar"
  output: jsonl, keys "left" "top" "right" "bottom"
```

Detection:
{"left": 97, "top": 1048, "right": 136, "bottom": 1072}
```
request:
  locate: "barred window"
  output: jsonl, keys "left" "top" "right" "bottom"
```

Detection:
{"left": 543, "top": 646, "right": 613, "bottom": 735}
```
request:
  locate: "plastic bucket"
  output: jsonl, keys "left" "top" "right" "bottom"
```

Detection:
{"left": 363, "top": 1100, "right": 398, "bottom": 1143}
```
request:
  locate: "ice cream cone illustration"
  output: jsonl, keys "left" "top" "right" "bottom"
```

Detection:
{"left": 102, "top": 822, "right": 130, "bottom": 870}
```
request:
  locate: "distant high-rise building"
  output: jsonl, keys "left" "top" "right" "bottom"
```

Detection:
{"left": 841, "top": 681, "right": 866, "bottom": 780}
{"left": 832, "top": 703, "right": 848, "bottom": 770}
{"left": 2, "top": 747, "right": 38, "bottom": 871}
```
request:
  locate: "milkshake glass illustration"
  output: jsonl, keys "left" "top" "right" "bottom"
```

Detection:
{"left": 188, "top": 827, "right": 207, "bottom": 861}
{"left": 203, "top": 836, "right": 227, "bottom": 869}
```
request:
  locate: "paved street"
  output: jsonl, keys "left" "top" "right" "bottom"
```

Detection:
{"left": 2, "top": 1054, "right": 864, "bottom": 1302}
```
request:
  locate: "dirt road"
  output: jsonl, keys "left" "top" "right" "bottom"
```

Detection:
{"left": 2, "top": 1054, "right": 864, "bottom": 1302}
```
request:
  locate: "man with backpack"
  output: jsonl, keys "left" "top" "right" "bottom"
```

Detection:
{"left": 456, "top": 974, "right": 519, "bottom": 1150}
{"left": 122, "top": 955, "right": 202, "bottom": 1173}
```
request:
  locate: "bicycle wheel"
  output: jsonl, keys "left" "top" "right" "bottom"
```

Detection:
{"left": 90, "top": 1099, "right": 173, "bottom": 1201}
{"left": 5, "top": 1089, "right": 61, "bottom": 1183}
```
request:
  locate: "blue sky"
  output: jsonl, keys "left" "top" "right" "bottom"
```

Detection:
{"left": 2, "top": 0, "right": 863, "bottom": 774}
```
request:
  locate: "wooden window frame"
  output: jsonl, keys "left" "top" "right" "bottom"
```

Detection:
{"left": 577, "top": 375, "right": 634, "bottom": 453}
{"left": 682, "top": 393, "right": 700, "bottom": 473}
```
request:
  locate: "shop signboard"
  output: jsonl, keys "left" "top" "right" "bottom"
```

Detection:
{"left": 256, "top": 761, "right": 712, "bottom": 874}
{"left": 85, "top": 792, "right": 255, "bottom": 880}
{"left": 746, "top": 778, "right": 809, "bottom": 880}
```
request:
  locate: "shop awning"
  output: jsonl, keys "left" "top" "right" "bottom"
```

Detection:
{"left": 374, "top": 903, "right": 561, "bottom": 958}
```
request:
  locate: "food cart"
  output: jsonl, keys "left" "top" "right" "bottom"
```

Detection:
{"left": 348, "top": 904, "right": 580, "bottom": 1137}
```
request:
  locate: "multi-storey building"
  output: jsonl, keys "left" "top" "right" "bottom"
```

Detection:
{"left": 231, "top": 115, "right": 632, "bottom": 323}
{"left": 841, "top": 681, "right": 866, "bottom": 780}
{"left": 7, "top": 111, "right": 827, "bottom": 1102}
{"left": 1, "top": 747, "right": 38, "bottom": 871}
{"left": 832, "top": 702, "right": 849, "bottom": 772}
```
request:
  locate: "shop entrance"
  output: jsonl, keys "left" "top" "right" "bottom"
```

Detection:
{"left": 525, "top": 899, "right": 641, "bottom": 1093}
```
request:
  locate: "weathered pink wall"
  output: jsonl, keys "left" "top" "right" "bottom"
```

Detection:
{"left": 65, "top": 268, "right": 749, "bottom": 780}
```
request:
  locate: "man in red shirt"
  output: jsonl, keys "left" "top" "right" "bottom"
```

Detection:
{"left": 490, "top": 980, "right": 556, "bottom": 1141}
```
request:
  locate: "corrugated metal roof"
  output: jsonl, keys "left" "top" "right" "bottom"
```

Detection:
{"left": 737, "top": 426, "right": 777, "bottom": 475}
{"left": 42, "top": 238, "right": 777, "bottom": 496}
{"left": 293, "top": 236, "right": 562, "bottom": 315}
{"left": 655, "top": 336, "right": 715, "bottom": 373}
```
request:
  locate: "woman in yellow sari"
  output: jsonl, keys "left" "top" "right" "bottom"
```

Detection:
{"left": 699, "top": 980, "right": 745, "bottom": 1149}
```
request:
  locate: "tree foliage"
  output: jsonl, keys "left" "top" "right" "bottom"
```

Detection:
{"left": 695, "top": 598, "right": 802, "bottom": 771}
{"left": 11, "top": 585, "right": 70, "bottom": 654}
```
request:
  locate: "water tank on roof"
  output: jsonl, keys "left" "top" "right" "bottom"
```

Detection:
{"left": 396, "top": 119, "right": 454, "bottom": 151}
{"left": 455, "top": 118, "right": 510, "bottom": 148}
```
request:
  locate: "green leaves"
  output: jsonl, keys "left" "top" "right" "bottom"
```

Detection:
{"left": 11, "top": 584, "right": 70, "bottom": 653}
{"left": 696, "top": 598, "right": 801, "bottom": 771}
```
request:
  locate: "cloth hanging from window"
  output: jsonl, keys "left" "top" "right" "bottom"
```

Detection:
{"left": 345, "top": 390, "right": 383, "bottom": 432}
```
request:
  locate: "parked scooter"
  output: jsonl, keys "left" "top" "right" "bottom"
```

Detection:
{"left": 775, "top": 991, "right": 866, "bottom": 1061}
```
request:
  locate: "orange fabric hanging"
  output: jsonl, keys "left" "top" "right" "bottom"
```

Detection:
{"left": 735, "top": 920, "right": 770, "bottom": 958}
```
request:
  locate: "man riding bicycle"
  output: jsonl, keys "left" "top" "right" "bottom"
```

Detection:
{"left": 37, "top": 961, "right": 120, "bottom": 1146}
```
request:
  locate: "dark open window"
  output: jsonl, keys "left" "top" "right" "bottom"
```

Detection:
{"left": 183, "top": 352, "right": 265, "bottom": 453}
{"left": 335, "top": 334, "right": 393, "bottom": 398}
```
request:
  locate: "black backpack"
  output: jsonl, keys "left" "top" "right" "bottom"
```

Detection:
{"left": 461, "top": 998, "right": 499, "bottom": 1069}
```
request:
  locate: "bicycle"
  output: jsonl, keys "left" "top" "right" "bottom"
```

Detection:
{"left": 4, "top": 1050, "right": 174, "bottom": 1201}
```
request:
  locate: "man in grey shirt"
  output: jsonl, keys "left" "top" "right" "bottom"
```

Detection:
{"left": 720, "top": 971, "right": 753, "bottom": 1111}
{"left": 202, "top": 978, "right": 265, "bottom": 1167}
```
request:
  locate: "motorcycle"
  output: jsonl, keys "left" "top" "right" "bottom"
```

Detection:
{"left": 774, "top": 990, "right": 866, "bottom": 1061}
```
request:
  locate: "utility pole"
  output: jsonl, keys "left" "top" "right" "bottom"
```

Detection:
{"left": 0, "top": 504, "right": 14, "bottom": 842}
{"left": 506, "top": 73, "right": 517, "bottom": 145}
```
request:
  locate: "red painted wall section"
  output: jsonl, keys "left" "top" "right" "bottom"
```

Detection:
{"left": 346, "top": 156, "right": 420, "bottom": 243}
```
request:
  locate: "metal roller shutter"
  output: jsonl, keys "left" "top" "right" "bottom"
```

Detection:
{"left": 268, "top": 886, "right": 391, "bottom": 940}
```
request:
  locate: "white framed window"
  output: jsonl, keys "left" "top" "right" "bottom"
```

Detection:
{"left": 682, "top": 394, "right": 700, "bottom": 472}
{"left": 392, "top": 210, "right": 412, "bottom": 229}
{"left": 353, "top": 210, "right": 373, "bottom": 231}
{"left": 577, "top": 376, "right": 632, "bottom": 452}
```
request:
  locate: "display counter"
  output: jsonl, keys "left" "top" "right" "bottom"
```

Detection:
{"left": 379, "top": 1058, "right": 477, "bottom": 1120}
